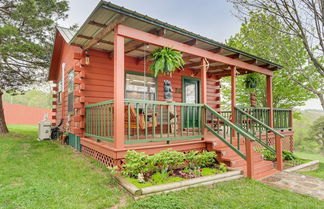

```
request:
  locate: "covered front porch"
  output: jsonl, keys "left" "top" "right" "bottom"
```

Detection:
{"left": 66, "top": 2, "right": 294, "bottom": 178}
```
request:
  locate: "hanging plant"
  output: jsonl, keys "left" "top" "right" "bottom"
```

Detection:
{"left": 149, "top": 47, "right": 185, "bottom": 77}
{"left": 243, "top": 72, "right": 260, "bottom": 107}
{"left": 244, "top": 72, "right": 260, "bottom": 89}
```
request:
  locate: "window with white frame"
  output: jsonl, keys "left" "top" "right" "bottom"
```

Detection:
{"left": 125, "top": 73, "right": 156, "bottom": 100}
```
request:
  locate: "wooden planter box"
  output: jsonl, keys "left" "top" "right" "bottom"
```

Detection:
{"left": 114, "top": 168, "right": 243, "bottom": 199}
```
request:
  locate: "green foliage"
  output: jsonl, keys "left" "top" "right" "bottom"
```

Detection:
{"left": 244, "top": 72, "right": 260, "bottom": 89}
{"left": 122, "top": 150, "right": 217, "bottom": 178}
{"left": 294, "top": 113, "right": 324, "bottom": 154}
{"left": 153, "top": 149, "right": 185, "bottom": 172}
{"left": 258, "top": 149, "right": 276, "bottom": 161}
{"left": 186, "top": 150, "right": 216, "bottom": 168}
{"left": 151, "top": 171, "right": 170, "bottom": 184}
{"left": 201, "top": 166, "right": 227, "bottom": 176}
{"left": 282, "top": 150, "right": 296, "bottom": 161}
{"left": 149, "top": 47, "right": 185, "bottom": 77}
{"left": 223, "top": 12, "right": 317, "bottom": 109}
{"left": 122, "top": 150, "right": 148, "bottom": 177}
{"left": 0, "top": 0, "right": 69, "bottom": 94}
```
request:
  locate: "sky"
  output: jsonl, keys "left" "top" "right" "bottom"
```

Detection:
{"left": 59, "top": 0, "right": 322, "bottom": 110}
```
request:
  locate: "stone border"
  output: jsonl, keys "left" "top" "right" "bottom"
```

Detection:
{"left": 114, "top": 169, "right": 243, "bottom": 198}
{"left": 284, "top": 160, "right": 320, "bottom": 173}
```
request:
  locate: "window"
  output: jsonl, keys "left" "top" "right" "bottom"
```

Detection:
{"left": 125, "top": 72, "right": 156, "bottom": 100}
{"left": 57, "top": 79, "right": 62, "bottom": 104}
{"left": 67, "top": 70, "right": 75, "bottom": 114}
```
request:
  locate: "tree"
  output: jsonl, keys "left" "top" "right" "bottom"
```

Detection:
{"left": 0, "top": 0, "right": 69, "bottom": 134}
{"left": 307, "top": 116, "right": 324, "bottom": 154}
{"left": 228, "top": 0, "right": 324, "bottom": 110}
{"left": 222, "top": 12, "right": 318, "bottom": 109}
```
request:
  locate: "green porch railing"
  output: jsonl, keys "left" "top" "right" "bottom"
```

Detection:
{"left": 273, "top": 108, "right": 293, "bottom": 130}
{"left": 124, "top": 99, "right": 204, "bottom": 144}
{"left": 224, "top": 107, "right": 292, "bottom": 130}
{"left": 85, "top": 100, "right": 114, "bottom": 143}
{"left": 204, "top": 104, "right": 257, "bottom": 160}
{"left": 238, "top": 107, "right": 270, "bottom": 126}
{"left": 220, "top": 110, "right": 232, "bottom": 120}
{"left": 235, "top": 106, "right": 285, "bottom": 154}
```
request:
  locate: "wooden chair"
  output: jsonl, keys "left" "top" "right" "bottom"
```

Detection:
{"left": 124, "top": 104, "right": 157, "bottom": 133}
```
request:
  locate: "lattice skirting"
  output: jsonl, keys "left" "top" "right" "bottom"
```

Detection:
{"left": 254, "top": 134, "right": 294, "bottom": 152}
{"left": 82, "top": 145, "right": 123, "bottom": 167}
{"left": 81, "top": 144, "right": 205, "bottom": 167}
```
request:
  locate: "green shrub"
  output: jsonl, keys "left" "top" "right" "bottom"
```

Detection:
{"left": 258, "top": 149, "right": 276, "bottom": 161}
{"left": 186, "top": 151, "right": 216, "bottom": 168}
{"left": 282, "top": 150, "right": 297, "bottom": 161}
{"left": 154, "top": 149, "right": 185, "bottom": 172}
{"left": 122, "top": 150, "right": 148, "bottom": 177}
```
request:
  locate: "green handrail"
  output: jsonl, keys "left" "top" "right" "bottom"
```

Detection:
{"left": 204, "top": 104, "right": 257, "bottom": 160}
{"left": 235, "top": 106, "right": 284, "bottom": 154}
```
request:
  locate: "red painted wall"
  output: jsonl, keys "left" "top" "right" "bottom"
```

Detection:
{"left": 3, "top": 102, "right": 52, "bottom": 125}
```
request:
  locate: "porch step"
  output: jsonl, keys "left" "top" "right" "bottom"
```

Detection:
{"left": 208, "top": 138, "right": 278, "bottom": 179}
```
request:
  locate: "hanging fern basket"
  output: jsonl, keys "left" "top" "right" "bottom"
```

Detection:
{"left": 149, "top": 47, "right": 185, "bottom": 77}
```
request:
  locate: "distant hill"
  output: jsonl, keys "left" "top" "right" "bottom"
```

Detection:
{"left": 301, "top": 109, "right": 324, "bottom": 122}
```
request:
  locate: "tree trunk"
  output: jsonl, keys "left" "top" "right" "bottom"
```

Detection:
{"left": 0, "top": 91, "right": 9, "bottom": 134}
{"left": 317, "top": 92, "right": 324, "bottom": 111}
{"left": 250, "top": 92, "right": 257, "bottom": 107}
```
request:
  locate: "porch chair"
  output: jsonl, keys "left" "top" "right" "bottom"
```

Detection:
{"left": 124, "top": 104, "right": 157, "bottom": 134}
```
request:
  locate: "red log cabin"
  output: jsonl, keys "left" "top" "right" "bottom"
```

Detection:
{"left": 49, "top": 1, "right": 294, "bottom": 179}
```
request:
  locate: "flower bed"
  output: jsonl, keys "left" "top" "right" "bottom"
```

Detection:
{"left": 121, "top": 149, "right": 227, "bottom": 188}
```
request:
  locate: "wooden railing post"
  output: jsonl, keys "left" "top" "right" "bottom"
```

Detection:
{"left": 275, "top": 134, "right": 283, "bottom": 171}
{"left": 201, "top": 58, "right": 207, "bottom": 139}
{"left": 113, "top": 26, "right": 125, "bottom": 149}
{"left": 231, "top": 66, "right": 236, "bottom": 136}
{"left": 245, "top": 138, "right": 255, "bottom": 179}
{"left": 266, "top": 75, "right": 273, "bottom": 128}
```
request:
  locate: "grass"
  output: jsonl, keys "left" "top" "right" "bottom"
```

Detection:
{"left": 294, "top": 151, "right": 324, "bottom": 163}
{"left": 0, "top": 125, "right": 125, "bottom": 209}
{"left": 123, "top": 179, "right": 324, "bottom": 209}
{"left": 299, "top": 163, "right": 324, "bottom": 180}
{"left": 1, "top": 125, "right": 324, "bottom": 209}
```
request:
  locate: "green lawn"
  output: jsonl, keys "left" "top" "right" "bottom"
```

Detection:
{"left": 294, "top": 151, "right": 324, "bottom": 163}
{"left": 1, "top": 125, "right": 324, "bottom": 209}
{"left": 0, "top": 125, "right": 124, "bottom": 209}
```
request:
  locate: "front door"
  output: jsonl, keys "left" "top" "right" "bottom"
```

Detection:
{"left": 183, "top": 78, "right": 200, "bottom": 128}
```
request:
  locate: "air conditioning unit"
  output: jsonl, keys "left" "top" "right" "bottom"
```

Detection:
{"left": 38, "top": 114, "right": 51, "bottom": 140}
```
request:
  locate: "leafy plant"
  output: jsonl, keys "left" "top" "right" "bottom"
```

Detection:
{"left": 149, "top": 47, "right": 185, "bottom": 77}
{"left": 282, "top": 150, "right": 297, "bottom": 161}
{"left": 244, "top": 73, "right": 260, "bottom": 89}
{"left": 218, "top": 163, "right": 227, "bottom": 173}
{"left": 151, "top": 172, "right": 170, "bottom": 184}
{"left": 122, "top": 150, "right": 148, "bottom": 177}
{"left": 186, "top": 151, "right": 216, "bottom": 168}
{"left": 154, "top": 149, "right": 185, "bottom": 172}
{"left": 258, "top": 149, "right": 276, "bottom": 161}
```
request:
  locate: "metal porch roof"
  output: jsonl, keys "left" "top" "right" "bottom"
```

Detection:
{"left": 66, "top": 1, "right": 282, "bottom": 71}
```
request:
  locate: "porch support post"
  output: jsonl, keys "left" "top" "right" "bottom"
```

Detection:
{"left": 245, "top": 138, "right": 255, "bottom": 178}
{"left": 266, "top": 75, "right": 273, "bottom": 127}
{"left": 201, "top": 58, "right": 207, "bottom": 139}
{"left": 113, "top": 27, "right": 125, "bottom": 149}
{"left": 275, "top": 134, "right": 283, "bottom": 171}
{"left": 231, "top": 66, "right": 236, "bottom": 135}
